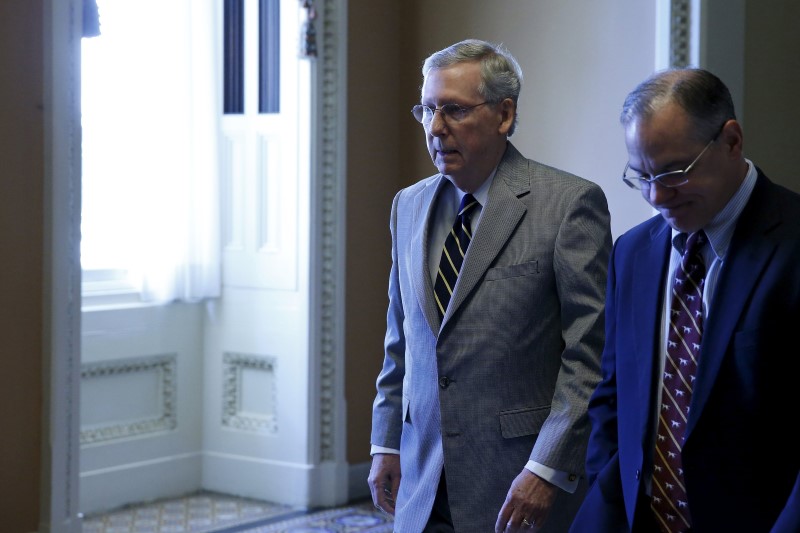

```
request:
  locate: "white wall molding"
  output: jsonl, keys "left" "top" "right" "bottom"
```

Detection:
{"left": 315, "top": 0, "right": 346, "bottom": 465}
{"left": 669, "top": 0, "right": 693, "bottom": 66}
{"left": 43, "top": 0, "right": 83, "bottom": 530}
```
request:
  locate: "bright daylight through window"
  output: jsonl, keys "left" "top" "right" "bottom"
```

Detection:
{"left": 81, "top": 0, "right": 220, "bottom": 304}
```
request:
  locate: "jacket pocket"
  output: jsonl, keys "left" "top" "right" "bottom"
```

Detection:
{"left": 499, "top": 405, "right": 550, "bottom": 438}
{"left": 485, "top": 260, "right": 540, "bottom": 281}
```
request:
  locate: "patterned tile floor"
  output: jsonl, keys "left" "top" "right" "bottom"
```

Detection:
{"left": 81, "top": 491, "right": 393, "bottom": 533}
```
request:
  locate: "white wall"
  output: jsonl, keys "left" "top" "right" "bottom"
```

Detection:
{"left": 80, "top": 303, "right": 205, "bottom": 514}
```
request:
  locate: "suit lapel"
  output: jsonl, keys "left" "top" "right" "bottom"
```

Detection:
{"left": 633, "top": 223, "right": 672, "bottom": 442}
{"left": 687, "top": 173, "right": 781, "bottom": 436}
{"left": 442, "top": 145, "right": 528, "bottom": 325}
{"left": 411, "top": 177, "right": 449, "bottom": 334}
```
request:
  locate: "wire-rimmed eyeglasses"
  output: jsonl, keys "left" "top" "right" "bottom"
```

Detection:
{"left": 622, "top": 122, "right": 727, "bottom": 190}
{"left": 411, "top": 101, "right": 491, "bottom": 126}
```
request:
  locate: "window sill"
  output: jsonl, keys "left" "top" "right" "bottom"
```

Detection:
{"left": 81, "top": 270, "right": 149, "bottom": 310}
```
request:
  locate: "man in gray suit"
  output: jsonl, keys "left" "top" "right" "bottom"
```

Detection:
{"left": 368, "top": 39, "right": 612, "bottom": 532}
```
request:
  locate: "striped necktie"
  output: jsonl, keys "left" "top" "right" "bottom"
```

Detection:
{"left": 651, "top": 230, "right": 707, "bottom": 533}
{"left": 433, "top": 193, "right": 477, "bottom": 319}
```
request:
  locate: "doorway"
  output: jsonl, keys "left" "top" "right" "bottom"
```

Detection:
{"left": 43, "top": 0, "right": 350, "bottom": 527}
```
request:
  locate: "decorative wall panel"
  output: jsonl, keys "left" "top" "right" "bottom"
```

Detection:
{"left": 80, "top": 354, "right": 177, "bottom": 444}
{"left": 221, "top": 352, "right": 278, "bottom": 433}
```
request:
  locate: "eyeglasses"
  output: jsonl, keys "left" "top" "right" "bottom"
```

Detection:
{"left": 411, "top": 101, "right": 491, "bottom": 126}
{"left": 622, "top": 123, "right": 726, "bottom": 190}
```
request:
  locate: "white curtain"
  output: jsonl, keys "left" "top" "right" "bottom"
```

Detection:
{"left": 81, "top": 0, "right": 220, "bottom": 303}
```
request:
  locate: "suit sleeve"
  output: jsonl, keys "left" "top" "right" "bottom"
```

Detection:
{"left": 533, "top": 180, "right": 612, "bottom": 474}
{"left": 583, "top": 237, "right": 622, "bottom": 485}
{"left": 772, "top": 474, "right": 800, "bottom": 532}
{"left": 370, "top": 191, "right": 406, "bottom": 450}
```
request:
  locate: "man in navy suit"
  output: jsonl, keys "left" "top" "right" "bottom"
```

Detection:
{"left": 570, "top": 68, "right": 800, "bottom": 532}
{"left": 367, "top": 39, "right": 612, "bottom": 532}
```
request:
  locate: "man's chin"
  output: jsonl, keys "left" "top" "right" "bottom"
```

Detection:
{"left": 662, "top": 215, "right": 701, "bottom": 234}
{"left": 434, "top": 159, "right": 461, "bottom": 176}
{"left": 434, "top": 162, "right": 451, "bottom": 176}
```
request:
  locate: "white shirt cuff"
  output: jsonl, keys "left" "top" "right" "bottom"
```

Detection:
{"left": 371, "top": 445, "right": 400, "bottom": 456}
{"left": 525, "top": 460, "right": 580, "bottom": 493}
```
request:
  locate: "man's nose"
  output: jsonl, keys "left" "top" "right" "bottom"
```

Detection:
{"left": 427, "top": 110, "right": 447, "bottom": 134}
{"left": 646, "top": 180, "right": 673, "bottom": 203}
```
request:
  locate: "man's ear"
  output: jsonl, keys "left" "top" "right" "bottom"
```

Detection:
{"left": 498, "top": 98, "right": 516, "bottom": 135}
{"left": 720, "top": 119, "right": 745, "bottom": 159}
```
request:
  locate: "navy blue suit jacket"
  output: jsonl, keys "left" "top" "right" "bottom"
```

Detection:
{"left": 571, "top": 170, "right": 800, "bottom": 532}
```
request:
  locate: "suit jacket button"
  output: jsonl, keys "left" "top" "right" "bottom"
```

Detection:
{"left": 438, "top": 376, "right": 450, "bottom": 388}
{"left": 635, "top": 469, "right": 641, "bottom": 480}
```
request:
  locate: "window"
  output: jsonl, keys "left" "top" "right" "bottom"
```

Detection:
{"left": 223, "top": 0, "right": 281, "bottom": 114}
{"left": 81, "top": 0, "right": 222, "bottom": 305}
{"left": 81, "top": 0, "right": 303, "bottom": 306}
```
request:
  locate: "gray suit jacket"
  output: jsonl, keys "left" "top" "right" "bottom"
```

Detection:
{"left": 371, "top": 143, "right": 612, "bottom": 532}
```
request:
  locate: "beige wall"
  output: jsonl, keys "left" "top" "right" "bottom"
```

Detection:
{"left": 344, "top": 1, "right": 408, "bottom": 465}
{"left": 0, "top": 1, "right": 44, "bottom": 531}
{"left": 743, "top": 1, "right": 800, "bottom": 190}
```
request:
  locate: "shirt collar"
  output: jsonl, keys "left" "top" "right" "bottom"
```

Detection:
{"left": 671, "top": 158, "right": 757, "bottom": 260}
{"left": 445, "top": 168, "right": 496, "bottom": 209}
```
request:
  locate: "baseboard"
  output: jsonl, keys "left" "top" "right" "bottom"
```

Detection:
{"left": 80, "top": 453, "right": 373, "bottom": 515}
{"left": 80, "top": 452, "right": 202, "bottom": 515}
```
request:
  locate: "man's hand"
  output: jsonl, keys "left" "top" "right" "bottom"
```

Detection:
{"left": 368, "top": 453, "right": 401, "bottom": 516}
{"left": 495, "top": 469, "right": 558, "bottom": 532}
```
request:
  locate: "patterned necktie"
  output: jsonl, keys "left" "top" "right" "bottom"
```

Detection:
{"left": 434, "top": 193, "right": 477, "bottom": 319}
{"left": 651, "top": 230, "right": 707, "bottom": 533}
